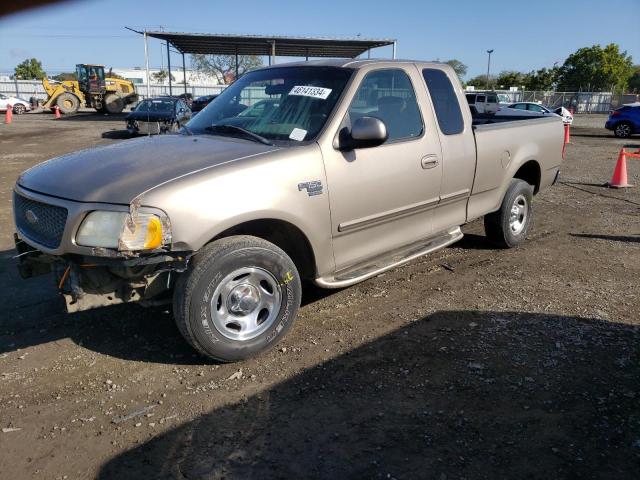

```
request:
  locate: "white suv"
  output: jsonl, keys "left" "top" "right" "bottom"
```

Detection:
{"left": 466, "top": 92, "right": 499, "bottom": 115}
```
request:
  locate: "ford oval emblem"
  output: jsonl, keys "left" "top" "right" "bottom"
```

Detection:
{"left": 25, "top": 209, "right": 39, "bottom": 224}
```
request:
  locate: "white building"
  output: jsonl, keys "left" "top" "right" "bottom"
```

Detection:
{"left": 110, "top": 67, "right": 221, "bottom": 86}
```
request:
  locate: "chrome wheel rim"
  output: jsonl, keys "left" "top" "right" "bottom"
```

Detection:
{"left": 509, "top": 194, "right": 528, "bottom": 235}
{"left": 616, "top": 124, "right": 631, "bottom": 137}
{"left": 210, "top": 267, "right": 282, "bottom": 341}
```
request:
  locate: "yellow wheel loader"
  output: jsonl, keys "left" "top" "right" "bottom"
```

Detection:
{"left": 42, "top": 64, "right": 138, "bottom": 115}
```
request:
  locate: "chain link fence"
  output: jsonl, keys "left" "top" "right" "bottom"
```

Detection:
{"left": 3, "top": 80, "right": 639, "bottom": 113}
{"left": 493, "top": 90, "right": 640, "bottom": 113}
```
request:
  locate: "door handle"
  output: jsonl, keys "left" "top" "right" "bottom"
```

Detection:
{"left": 421, "top": 155, "right": 439, "bottom": 169}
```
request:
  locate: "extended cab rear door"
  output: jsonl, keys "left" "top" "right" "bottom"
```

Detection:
{"left": 320, "top": 64, "right": 443, "bottom": 270}
{"left": 420, "top": 66, "right": 476, "bottom": 230}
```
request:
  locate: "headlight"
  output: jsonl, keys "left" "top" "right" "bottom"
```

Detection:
{"left": 76, "top": 210, "right": 171, "bottom": 251}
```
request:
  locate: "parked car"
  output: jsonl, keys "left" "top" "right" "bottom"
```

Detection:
{"left": 0, "top": 93, "right": 32, "bottom": 114}
{"left": 466, "top": 92, "right": 499, "bottom": 115}
{"left": 13, "top": 60, "right": 563, "bottom": 362}
{"left": 497, "top": 102, "right": 572, "bottom": 124}
{"left": 125, "top": 97, "right": 191, "bottom": 136}
{"left": 605, "top": 103, "right": 640, "bottom": 138}
{"left": 191, "top": 94, "right": 218, "bottom": 112}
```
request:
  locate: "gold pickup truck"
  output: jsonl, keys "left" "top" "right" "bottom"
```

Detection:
{"left": 13, "top": 59, "right": 563, "bottom": 362}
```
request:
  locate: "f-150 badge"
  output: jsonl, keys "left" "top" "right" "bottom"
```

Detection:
{"left": 298, "top": 180, "right": 323, "bottom": 196}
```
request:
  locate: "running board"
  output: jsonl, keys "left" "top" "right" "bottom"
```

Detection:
{"left": 315, "top": 227, "right": 463, "bottom": 289}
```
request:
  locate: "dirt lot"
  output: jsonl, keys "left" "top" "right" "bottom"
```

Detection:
{"left": 0, "top": 112, "right": 639, "bottom": 479}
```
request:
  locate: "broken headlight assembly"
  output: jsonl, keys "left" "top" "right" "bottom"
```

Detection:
{"left": 76, "top": 210, "right": 171, "bottom": 252}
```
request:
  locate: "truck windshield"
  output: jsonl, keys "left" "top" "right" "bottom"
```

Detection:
{"left": 187, "top": 66, "right": 353, "bottom": 144}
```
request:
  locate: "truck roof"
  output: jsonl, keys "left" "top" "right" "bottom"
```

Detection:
{"left": 260, "top": 59, "right": 450, "bottom": 70}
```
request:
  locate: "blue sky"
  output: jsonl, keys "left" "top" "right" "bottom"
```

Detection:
{"left": 1, "top": 0, "right": 638, "bottom": 79}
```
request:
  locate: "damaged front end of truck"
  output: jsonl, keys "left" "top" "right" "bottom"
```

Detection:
{"left": 13, "top": 189, "right": 190, "bottom": 313}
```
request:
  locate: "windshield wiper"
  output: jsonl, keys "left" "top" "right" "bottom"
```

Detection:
{"left": 204, "top": 124, "right": 273, "bottom": 146}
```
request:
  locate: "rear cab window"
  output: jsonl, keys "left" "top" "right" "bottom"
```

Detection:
{"left": 422, "top": 68, "right": 464, "bottom": 135}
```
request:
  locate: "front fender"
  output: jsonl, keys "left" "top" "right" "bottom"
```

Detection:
{"left": 140, "top": 143, "right": 335, "bottom": 277}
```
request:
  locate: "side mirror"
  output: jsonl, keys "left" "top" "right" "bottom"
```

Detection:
{"left": 339, "top": 116, "right": 388, "bottom": 151}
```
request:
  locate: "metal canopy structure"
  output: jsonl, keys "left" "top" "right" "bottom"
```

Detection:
{"left": 128, "top": 29, "right": 397, "bottom": 98}
{"left": 144, "top": 31, "right": 396, "bottom": 59}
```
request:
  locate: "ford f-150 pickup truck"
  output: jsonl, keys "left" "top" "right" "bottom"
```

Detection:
{"left": 13, "top": 59, "right": 563, "bottom": 362}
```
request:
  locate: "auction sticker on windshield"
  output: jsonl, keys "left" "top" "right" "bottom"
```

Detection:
{"left": 289, "top": 128, "right": 307, "bottom": 141}
{"left": 289, "top": 86, "right": 332, "bottom": 100}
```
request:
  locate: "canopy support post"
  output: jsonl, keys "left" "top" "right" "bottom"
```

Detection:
{"left": 143, "top": 31, "right": 150, "bottom": 99}
{"left": 235, "top": 47, "right": 239, "bottom": 81}
{"left": 392, "top": 41, "right": 397, "bottom": 59}
{"left": 271, "top": 41, "right": 276, "bottom": 65}
{"left": 182, "top": 52, "right": 187, "bottom": 95}
{"left": 167, "top": 41, "right": 172, "bottom": 96}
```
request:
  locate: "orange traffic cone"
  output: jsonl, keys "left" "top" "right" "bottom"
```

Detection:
{"left": 53, "top": 105, "right": 61, "bottom": 119}
{"left": 607, "top": 149, "right": 633, "bottom": 188}
{"left": 563, "top": 123, "right": 570, "bottom": 144}
{"left": 5, "top": 104, "right": 12, "bottom": 124}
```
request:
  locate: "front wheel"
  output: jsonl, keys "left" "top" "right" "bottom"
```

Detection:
{"left": 484, "top": 179, "right": 534, "bottom": 248}
{"left": 173, "top": 236, "right": 302, "bottom": 362}
{"left": 614, "top": 122, "right": 633, "bottom": 138}
{"left": 13, "top": 104, "right": 26, "bottom": 114}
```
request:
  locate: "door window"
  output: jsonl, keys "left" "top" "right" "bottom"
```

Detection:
{"left": 527, "top": 103, "right": 545, "bottom": 113}
{"left": 512, "top": 103, "right": 527, "bottom": 110}
{"left": 348, "top": 69, "right": 423, "bottom": 141}
{"left": 476, "top": 95, "right": 486, "bottom": 103}
{"left": 422, "top": 68, "right": 464, "bottom": 135}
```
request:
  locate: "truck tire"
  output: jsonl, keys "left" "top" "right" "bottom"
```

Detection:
{"left": 484, "top": 179, "right": 534, "bottom": 248}
{"left": 56, "top": 93, "right": 80, "bottom": 114}
{"left": 103, "top": 94, "right": 125, "bottom": 114}
{"left": 173, "top": 235, "right": 302, "bottom": 362}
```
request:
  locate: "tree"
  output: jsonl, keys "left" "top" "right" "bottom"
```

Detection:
{"left": 495, "top": 70, "right": 526, "bottom": 89}
{"left": 191, "top": 54, "right": 263, "bottom": 84}
{"left": 52, "top": 72, "right": 77, "bottom": 81}
{"left": 556, "top": 44, "right": 634, "bottom": 92}
{"left": 522, "top": 67, "right": 559, "bottom": 91}
{"left": 628, "top": 65, "right": 640, "bottom": 93}
{"left": 465, "top": 74, "right": 496, "bottom": 89}
{"left": 151, "top": 70, "right": 176, "bottom": 84}
{"left": 444, "top": 59, "right": 468, "bottom": 80}
{"left": 13, "top": 58, "right": 46, "bottom": 80}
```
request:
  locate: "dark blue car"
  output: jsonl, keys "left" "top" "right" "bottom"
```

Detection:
{"left": 605, "top": 103, "right": 640, "bottom": 138}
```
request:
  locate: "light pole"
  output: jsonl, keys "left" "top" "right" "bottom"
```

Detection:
{"left": 486, "top": 49, "right": 494, "bottom": 90}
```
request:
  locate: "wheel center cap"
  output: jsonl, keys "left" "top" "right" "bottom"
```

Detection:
{"left": 227, "top": 284, "right": 260, "bottom": 315}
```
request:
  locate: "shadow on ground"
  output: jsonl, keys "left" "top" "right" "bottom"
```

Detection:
{"left": 97, "top": 310, "right": 640, "bottom": 479}
{"left": 571, "top": 233, "right": 640, "bottom": 243}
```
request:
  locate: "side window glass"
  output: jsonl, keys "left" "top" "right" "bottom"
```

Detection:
{"left": 348, "top": 69, "right": 423, "bottom": 141}
{"left": 513, "top": 103, "right": 527, "bottom": 110}
{"left": 476, "top": 95, "right": 486, "bottom": 103}
{"left": 422, "top": 68, "right": 464, "bottom": 135}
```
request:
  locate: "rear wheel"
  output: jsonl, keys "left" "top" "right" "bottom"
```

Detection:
{"left": 173, "top": 236, "right": 302, "bottom": 362}
{"left": 103, "top": 94, "right": 125, "bottom": 114}
{"left": 484, "top": 179, "right": 534, "bottom": 248}
{"left": 56, "top": 93, "right": 80, "bottom": 114}
{"left": 13, "top": 104, "right": 26, "bottom": 114}
{"left": 614, "top": 122, "right": 633, "bottom": 138}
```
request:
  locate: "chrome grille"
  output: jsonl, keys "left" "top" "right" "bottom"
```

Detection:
{"left": 13, "top": 192, "right": 68, "bottom": 249}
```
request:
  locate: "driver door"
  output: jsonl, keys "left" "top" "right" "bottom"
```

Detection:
{"left": 322, "top": 67, "right": 443, "bottom": 270}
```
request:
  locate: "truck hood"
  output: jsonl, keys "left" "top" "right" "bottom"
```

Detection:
{"left": 17, "top": 134, "right": 279, "bottom": 204}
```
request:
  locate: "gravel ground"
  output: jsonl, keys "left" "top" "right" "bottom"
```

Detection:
{"left": 0, "top": 112, "right": 639, "bottom": 480}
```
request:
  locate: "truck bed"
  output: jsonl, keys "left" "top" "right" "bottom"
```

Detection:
{"left": 466, "top": 115, "right": 564, "bottom": 221}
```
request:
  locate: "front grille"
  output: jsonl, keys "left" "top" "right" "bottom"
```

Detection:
{"left": 13, "top": 192, "right": 68, "bottom": 249}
